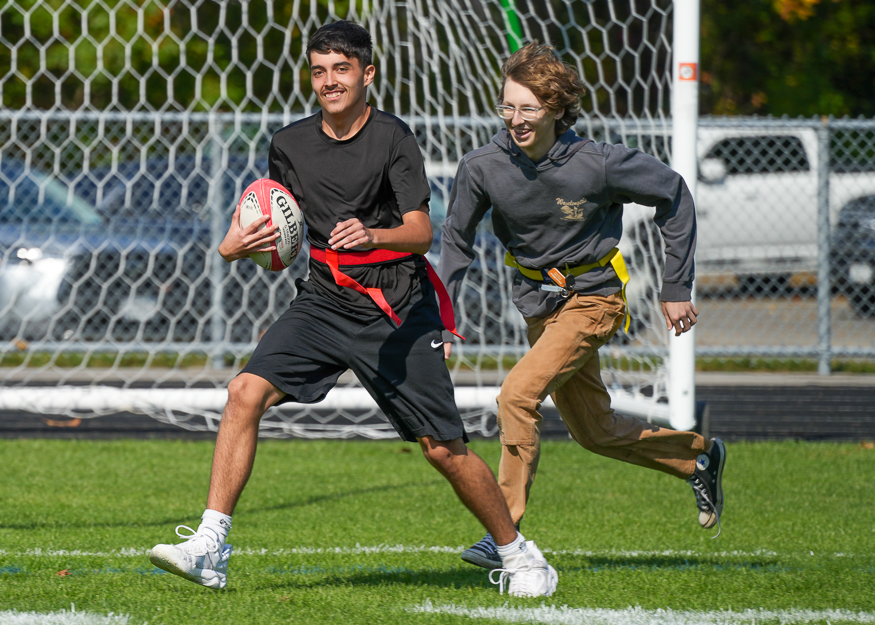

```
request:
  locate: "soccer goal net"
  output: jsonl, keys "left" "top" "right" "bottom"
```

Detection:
{"left": 0, "top": 0, "right": 687, "bottom": 438}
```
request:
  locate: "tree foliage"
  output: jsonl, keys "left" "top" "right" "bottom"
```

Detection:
{"left": 700, "top": 0, "right": 875, "bottom": 117}
{"left": 0, "top": 0, "right": 872, "bottom": 117}
{"left": 0, "top": 0, "right": 310, "bottom": 113}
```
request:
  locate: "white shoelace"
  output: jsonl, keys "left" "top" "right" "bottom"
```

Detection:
{"left": 489, "top": 566, "right": 542, "bottom": 596}
{"left": 174, "top": 524, "right": 220, "bottom": 555}
{"left": 489, "top": 567, "right": 514, "bottom": 594}
{"left": 688, "top": 477, "right": 722, "bottom": 539}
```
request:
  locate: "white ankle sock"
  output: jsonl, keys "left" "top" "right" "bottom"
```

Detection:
{"left": 198, "top": 509, "right": 232, "bottom": 543}
{"left": 495, "top": 532, "right": 526, "bottom": 559}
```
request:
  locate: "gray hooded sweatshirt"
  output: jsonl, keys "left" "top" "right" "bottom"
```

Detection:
{"left": 438, "top": 127, "right": 696, "bottom": 321}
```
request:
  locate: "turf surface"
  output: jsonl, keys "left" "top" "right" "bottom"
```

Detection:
{"left": 0, "top": 438, "right": 873, "bottom": 624}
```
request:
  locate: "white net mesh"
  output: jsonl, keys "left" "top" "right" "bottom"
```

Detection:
{"left": 0, "top": 0, "right": 675, "bottom": 437}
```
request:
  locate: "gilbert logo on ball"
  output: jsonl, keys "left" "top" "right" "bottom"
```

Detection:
{"left": 237, "top": 179, "right": 304, "bottom": 271}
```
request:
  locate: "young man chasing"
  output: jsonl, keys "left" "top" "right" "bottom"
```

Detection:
{"left": 148, "top": 22, "right": 556, "bottom": 597}
{"left": 438, "top": 42, "right": 726, "bottom": 569}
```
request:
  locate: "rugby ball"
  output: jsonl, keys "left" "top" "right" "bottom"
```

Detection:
{"left": 237, "top": 178, "right": 304, "bottom": 271}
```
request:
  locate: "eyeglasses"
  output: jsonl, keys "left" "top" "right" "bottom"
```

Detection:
{"left": 495, "top": 104, "right": 546, "bottom": 121}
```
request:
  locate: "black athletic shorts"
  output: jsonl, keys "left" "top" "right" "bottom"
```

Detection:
{"left": 241, "top": 277, "right": 467, "bottom": 443}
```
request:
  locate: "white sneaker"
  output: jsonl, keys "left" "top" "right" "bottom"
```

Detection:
{"left": 489, "top": 540, "right": 558, "bottom": 597}
{"left": 149, "top": 525, "right": 232, "bottom": 589}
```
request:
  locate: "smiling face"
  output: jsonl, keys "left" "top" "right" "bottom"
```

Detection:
{"left": 501, "top": 78, "right": 564, "bottom": 162}
{"left": 310, "top": 49, "right": 375, "bottom": 119}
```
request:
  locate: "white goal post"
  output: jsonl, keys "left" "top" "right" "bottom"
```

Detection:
{"left": 669, "top": 0, "right": 700, "bottom": 431}
{"left": 0, "top": 0, "right": 698, "bottom": 437}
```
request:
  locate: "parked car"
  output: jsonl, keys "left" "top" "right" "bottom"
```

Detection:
{"left": 0, "top": 158, "right": 306, "bottom": 343}
{"left": 0, "top": 164, "right": 98, "bottom": 340}
{"left": 692, "top": 127, "right": 875, "bottom": 279}
{"left": 830, "top": 194, "right": 875, "bottom": 316}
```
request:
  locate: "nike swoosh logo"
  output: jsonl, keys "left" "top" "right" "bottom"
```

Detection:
{"left": 431, "top": 340, "right": 443, "bottom": 349}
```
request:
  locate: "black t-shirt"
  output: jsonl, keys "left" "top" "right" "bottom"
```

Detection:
{"left": 268, "top": 107, "right": 432, "bottom": 317}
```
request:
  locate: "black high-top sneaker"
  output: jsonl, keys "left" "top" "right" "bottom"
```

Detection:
{"left": 687, "top": 438, "right": 726, "bottom": 536}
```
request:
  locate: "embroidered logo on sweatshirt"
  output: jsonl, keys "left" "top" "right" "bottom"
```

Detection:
{"left": 557, "top": 197, "right": 588, "bottom": 220}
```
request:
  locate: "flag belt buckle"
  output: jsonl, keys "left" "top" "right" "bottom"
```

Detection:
{"left": 544, "top": 267, "right": 575, "bottom": 298}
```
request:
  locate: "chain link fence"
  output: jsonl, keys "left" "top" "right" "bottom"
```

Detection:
{"left": 690, "top": 117, "right": 875, "bottom": 371}
{"left": 2, "top": 113, "right": 873, "bottom": 370}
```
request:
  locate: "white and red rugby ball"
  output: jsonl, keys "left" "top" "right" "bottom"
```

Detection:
{"left": 237, "top": 178, "right": 304, "bottom": 271}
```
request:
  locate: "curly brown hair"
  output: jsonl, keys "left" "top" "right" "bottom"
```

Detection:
{"left": 498, "top": 42, "right": 585, "bottom": 135}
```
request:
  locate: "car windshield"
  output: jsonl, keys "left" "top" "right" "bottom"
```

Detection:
{"left": 0, "top": 167, "right": 102, "bottom": 225}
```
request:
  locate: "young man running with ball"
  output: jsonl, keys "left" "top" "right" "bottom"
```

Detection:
{"left": 148, "top": 21, "right": 556, "bottom": 598}
{"left": 438, "top": 42, "right": 726, "bottom": 570}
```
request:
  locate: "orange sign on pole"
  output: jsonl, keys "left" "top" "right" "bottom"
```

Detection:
{"left": 678, "top": 62, "right": 698, "bottom": 81}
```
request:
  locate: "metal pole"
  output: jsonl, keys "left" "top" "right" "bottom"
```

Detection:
{"left": 669, "top": 0, "right": 700, "bottom": 431}
{"left": 816, "top": 119, "right": 832, "bottom": 375}
{"left": 208, "top": 115, "right": 227, "bottom": 369}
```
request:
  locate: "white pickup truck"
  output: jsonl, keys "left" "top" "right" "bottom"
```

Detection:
{"left": 694, "top": 126, "right": 875, "bottom": 277}
{"left": 621, "top": 124, "right": 875, "bottom": 317}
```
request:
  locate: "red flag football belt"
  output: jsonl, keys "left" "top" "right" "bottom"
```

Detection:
{"left": 309, "top": 247, "right": 464, "bottom": 340}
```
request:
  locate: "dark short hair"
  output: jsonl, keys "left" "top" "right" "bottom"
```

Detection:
{"left": 306, "top": 20, "right": 373, "bottom": 70}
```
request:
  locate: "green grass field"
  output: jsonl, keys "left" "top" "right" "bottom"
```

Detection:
{"left": 1, "top": 438, "right": 873, "bottom": 624}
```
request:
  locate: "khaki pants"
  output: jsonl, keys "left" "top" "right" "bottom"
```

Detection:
{"left": 495, "top": 291, "right": 707, "bottom": 525}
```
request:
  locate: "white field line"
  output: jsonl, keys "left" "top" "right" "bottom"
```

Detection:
{"left": 0, "top": 545, "right": 860, "bottom": 558}
{"left": 0, "top": 607, "right": 143, "bottom": 625}
{"left": 409, "top": 602, "right": 875, "bottom": 625}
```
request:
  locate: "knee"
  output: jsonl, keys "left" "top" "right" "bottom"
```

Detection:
{"left": 225, "top": 374, "right": 277, "bottom": 420}
{"left": 418, "top": 436, "right": 464, "bottom": 471}
{"left": 226, "top": 375, "right": 254, "bottom": 406}
{"left": 567, "top": 409, "right": 621, "bottom": 451}
{"left": 496, "top": 382, "right": 542, "bottom": 446}
{"left": 496, "top": 378, "right": 542, "bottom": 423}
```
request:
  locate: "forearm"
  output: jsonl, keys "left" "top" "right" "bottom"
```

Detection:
{"left": 329, "top": 207, "right": 433, "bottom": 255}
{"left": 365, "top": 220, "right": 432, "bottom": 255}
